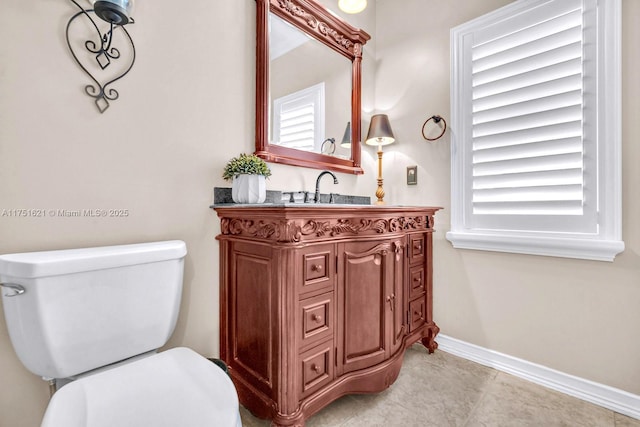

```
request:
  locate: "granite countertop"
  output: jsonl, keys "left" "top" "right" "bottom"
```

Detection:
{"left": 213, "top": 202, "right": 374, "bottom": 208}
{"left": 212, "top": 187, "right": 371, "bottom": 208}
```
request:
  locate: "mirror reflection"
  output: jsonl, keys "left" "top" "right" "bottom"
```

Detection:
{"left": 269, "top": 12, "right": 352, "bottom": 159}
{"left": 254, "top": 0, "right": 369, "bottom": 174}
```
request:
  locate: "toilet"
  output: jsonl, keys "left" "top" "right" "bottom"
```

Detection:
{"left": 0, "top": 240, "right": 242, "bottom": 427}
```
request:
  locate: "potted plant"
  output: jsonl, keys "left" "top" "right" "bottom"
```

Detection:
{"left": 223, "top": 153, "right": 272, "bottom": 204}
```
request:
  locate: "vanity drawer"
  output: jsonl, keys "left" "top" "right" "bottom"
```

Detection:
{"left": 409, "top": 298, "right": 426, "bottom": 332}
{"left": 305, "top": 254, "right": 328, "bottom": 281}
{"left": 409, "top": 234, "right": 425, "bottom": 264}
{"left": 409, "top": 266, "right": 425, "bottom": 299}
{"left": 300, "top": 340, "right": 334, "bottom": 398}
{"left": 299, "top": 244, "right": 334, "bottom": 295}
{"left": 299, "top": 292, "right": 334, "bottom": 349}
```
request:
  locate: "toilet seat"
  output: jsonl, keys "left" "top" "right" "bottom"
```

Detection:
{"left": 41, "top": 347, "right": 242, "bottom": 427}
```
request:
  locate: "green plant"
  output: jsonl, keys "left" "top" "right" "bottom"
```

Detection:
{"left": 223, "top": 153, "right": 272, "bottom": 181}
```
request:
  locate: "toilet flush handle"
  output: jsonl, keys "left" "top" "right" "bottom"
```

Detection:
{"left": 0, "top": 283, "right": 26, "bottom": 297}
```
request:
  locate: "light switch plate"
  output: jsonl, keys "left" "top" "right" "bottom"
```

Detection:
{"left": 407, "top": 166, "right": 417, "bottom": 185}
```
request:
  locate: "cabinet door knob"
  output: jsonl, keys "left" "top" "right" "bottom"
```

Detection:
{"left": 311, "top": 264, "right": 323, "bottom": 272}
{"left": 413, "top": 277, "right": 421, "bottom": 282}
{"left": 312, "top": 314, "right": 323, "bottom": 323}
{"left": 386, "top": 294, "right": 396, "bottom": 311}
{"left": 311, "top": 364, "right": 321, "bottom": 373}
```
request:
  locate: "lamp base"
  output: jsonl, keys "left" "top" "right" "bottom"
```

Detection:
{"left": 375, "top": 177, "right": 385, "bottom": 204}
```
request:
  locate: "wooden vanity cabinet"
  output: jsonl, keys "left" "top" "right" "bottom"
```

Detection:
{"left": 214, "top": 205, "right": 440, "bottom": 427}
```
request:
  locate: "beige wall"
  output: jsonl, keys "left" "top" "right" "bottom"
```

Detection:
{"left": 373, "top": 0, "right": 640, "bottom": 397}
{"left": 0, "top": 1, "right": 637, "bottom": 426}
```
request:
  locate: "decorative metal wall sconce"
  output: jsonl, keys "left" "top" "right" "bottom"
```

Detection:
{"left": 65, "top": 0, "right": 136, "bottom": 113}
{"left": 421, "top": 115, "right": 447, "bottom": 141}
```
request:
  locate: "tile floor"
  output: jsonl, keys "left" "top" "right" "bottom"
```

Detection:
{"left": 239, "top": 344, "right": 640, "bottom": 427}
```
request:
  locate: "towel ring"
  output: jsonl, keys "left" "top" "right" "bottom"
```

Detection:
{"left": 421, "top": 115, "right": 447, "bottom": 141}
{"left": 320, "top": 138, "right": 336, "bottom": 155}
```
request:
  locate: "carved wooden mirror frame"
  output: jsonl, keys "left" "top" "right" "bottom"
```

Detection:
{"left": 255, "top": 0, "right": 371, "bottom": 175}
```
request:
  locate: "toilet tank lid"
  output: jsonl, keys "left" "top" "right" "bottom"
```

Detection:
{"left": 0, "top": 240, "right": 187, "bottom": 279}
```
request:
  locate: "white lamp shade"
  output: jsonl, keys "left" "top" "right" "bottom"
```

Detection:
{"left": 340, "top": 122, "right": 351, "bottom": 148}
{"left": 338, "top": 0, "right": 367, "bottom": 14}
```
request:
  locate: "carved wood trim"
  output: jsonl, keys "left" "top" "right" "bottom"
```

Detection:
{"left": 272, "top": 0, "right": 365, "bottom": 57}
{"left": 220, "top": 215, "right": 432, "bottom": 243}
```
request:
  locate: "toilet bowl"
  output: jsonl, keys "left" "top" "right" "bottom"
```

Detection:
{"left": 0, "top": 240, "right": 242, "bottom": 427}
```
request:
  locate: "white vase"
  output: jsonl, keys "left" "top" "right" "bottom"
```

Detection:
{"left": 232, "top": 174, "right": 266, "bottom": 204}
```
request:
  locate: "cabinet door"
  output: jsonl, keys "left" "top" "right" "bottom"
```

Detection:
{"left": 389, "top": 240, "right": 405, "bottom": 356}
{"left": 336, "top": 239, "right": 404, "bottom": 375}
{"left": 226, "top": 241, "right": 278, "bottom": 400}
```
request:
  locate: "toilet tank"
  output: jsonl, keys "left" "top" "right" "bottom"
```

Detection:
{"left": 0, "top": 240, "right": 187, "bottom": 379}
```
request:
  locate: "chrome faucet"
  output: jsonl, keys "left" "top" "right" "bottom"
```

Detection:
{"left": 314, "top": 171, "right": 339, "bottom": 203}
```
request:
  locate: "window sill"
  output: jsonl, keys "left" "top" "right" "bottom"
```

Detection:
{"left": 446, "top": 231, "right": 625, "bottom": 262}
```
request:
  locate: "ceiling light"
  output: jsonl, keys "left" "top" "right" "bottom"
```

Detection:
{"left": 338, "top": 0, "right": 367, "bottom": 14}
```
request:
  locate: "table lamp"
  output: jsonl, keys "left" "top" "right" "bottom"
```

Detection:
{"left": 365, "top": 114, "right": 395, "bottom": 205}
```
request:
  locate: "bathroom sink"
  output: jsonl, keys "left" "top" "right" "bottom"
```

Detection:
{"left": 280, "top": 191, "right": 370, "bottom": 205}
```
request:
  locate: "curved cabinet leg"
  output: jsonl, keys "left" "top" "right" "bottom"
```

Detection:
{"left": 421, "top": 323, "right": 440, "bottom": 354}
{"left": 271, "top": 421, "right": 303, "bottom": 427}
{"left": 272, "top": 409, "right": 305, "bottom": 427}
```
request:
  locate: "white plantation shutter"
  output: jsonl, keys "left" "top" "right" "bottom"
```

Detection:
{"left": 272, "top": 83, "right": 325, "bottom": 151}
{"left": 448, "top": 0, "right": 624, "bottom": 261}
{"left": 469, "top": 0, "right": 592, "bottom": 230}
{"left": 279, "top": 104, "right": 315, "bottom": 149}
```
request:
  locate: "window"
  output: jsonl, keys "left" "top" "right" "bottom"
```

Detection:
{"left": 272, "top": 82, "right": 325, "bottom": 151}
{"left": 448, "top": 0, "right": 623, "bottom": 261}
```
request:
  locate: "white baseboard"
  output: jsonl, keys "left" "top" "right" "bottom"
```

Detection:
{"left": 436, "top": 334, "right": 640, "bottom": 420}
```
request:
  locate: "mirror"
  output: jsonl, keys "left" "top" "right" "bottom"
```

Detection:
{"left": 269, "top": 13, "right": 351, "bottom": 158}
{"left": 255, "top": 0, "right": 371, "bottom": 175}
